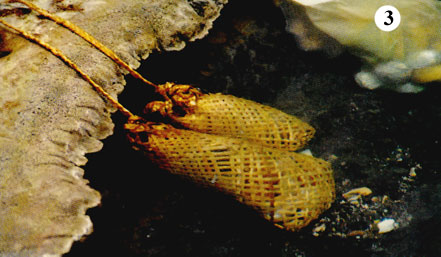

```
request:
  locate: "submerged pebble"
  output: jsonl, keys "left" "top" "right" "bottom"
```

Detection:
{"left": 377, "top": 219, "right": 398, "bottom": 234}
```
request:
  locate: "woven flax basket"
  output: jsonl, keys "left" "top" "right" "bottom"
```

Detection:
{"left": 146, "top": 83, "right": 315, "bottom": 152}
{"left": 125, "top": 119, "right": 335, "bottom": 231}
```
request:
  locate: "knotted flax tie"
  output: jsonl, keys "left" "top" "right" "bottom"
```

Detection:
{"left": 145, "top": 82, "right": 316, "bottom": 152}
{"left": 0, "top": 0, "right": 335, "bottom": 231}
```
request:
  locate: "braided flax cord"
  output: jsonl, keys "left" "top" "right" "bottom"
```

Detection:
{"left": 2, "top": 0, "right": 335, "bottom": 233}
{"left": 146, "top": 83, "right": 316, "bottom": 152}
{"left": 8, "top": 1, "right": 314, "bottom": 153}
{"left": 10, "top": 0, "right": 314, "bottom": 153}
{"left": 125, "top": 117, "right": 335, "bottom": 231}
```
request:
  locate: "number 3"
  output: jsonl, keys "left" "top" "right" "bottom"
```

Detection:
{"left": 384, "top": 10, "right": 393, "bottom": 26}
{"left": 375, "top": 5, "right": 401, "bottom": 32}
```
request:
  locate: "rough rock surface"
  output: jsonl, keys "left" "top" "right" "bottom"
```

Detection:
{"left": 0, "top": 0, "right": 226, "bottom": 256}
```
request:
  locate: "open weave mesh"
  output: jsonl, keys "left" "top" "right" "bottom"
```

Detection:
{"left": 145, "top": 83, "right": 315, "bottom": 152}
{"left": 125, "top": 119, "right": 335, "bottom": 231}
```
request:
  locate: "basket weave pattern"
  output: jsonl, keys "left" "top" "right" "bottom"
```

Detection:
{"left": 146, "top": 83, "right": 315, "bottom": 152}
{"left": 125, "top": 120, "right": 335, "bottom": 231}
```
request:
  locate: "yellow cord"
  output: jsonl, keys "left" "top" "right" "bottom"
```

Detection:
{"left": 0, "top": 19, "right": 135, "bottom": 118}
{"left": 10, "top": 0, "right": 159, "bottom": 89}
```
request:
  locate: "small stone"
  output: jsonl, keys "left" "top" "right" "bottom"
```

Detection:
{"left": 406, "top": 50, "right": 441, "bottom": 69}
{"left": 395, "top": 83, "right": 425, "bottom": 93}
{"left": 354, "top": 71, "right": 382, "bottom": 90}
{"left": 342, "top": 187, "right": 373, "bottom": 200}
{"left": 299, "top": 149, "right": 313, "bottom": 156}
{"left": 312, "top": 223, "right": 326, "bottom": 237}
{"left": 374, "top": 61, "right": 411, "bottom": 83}
{"left": 377, "top": 219, "right": 397, "bottom": 234}
{"left": 347, "top": 230, "right": 365, "bottom": 237}
{"left": 409, "top": 168, "right": 417, "bottom": 177}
